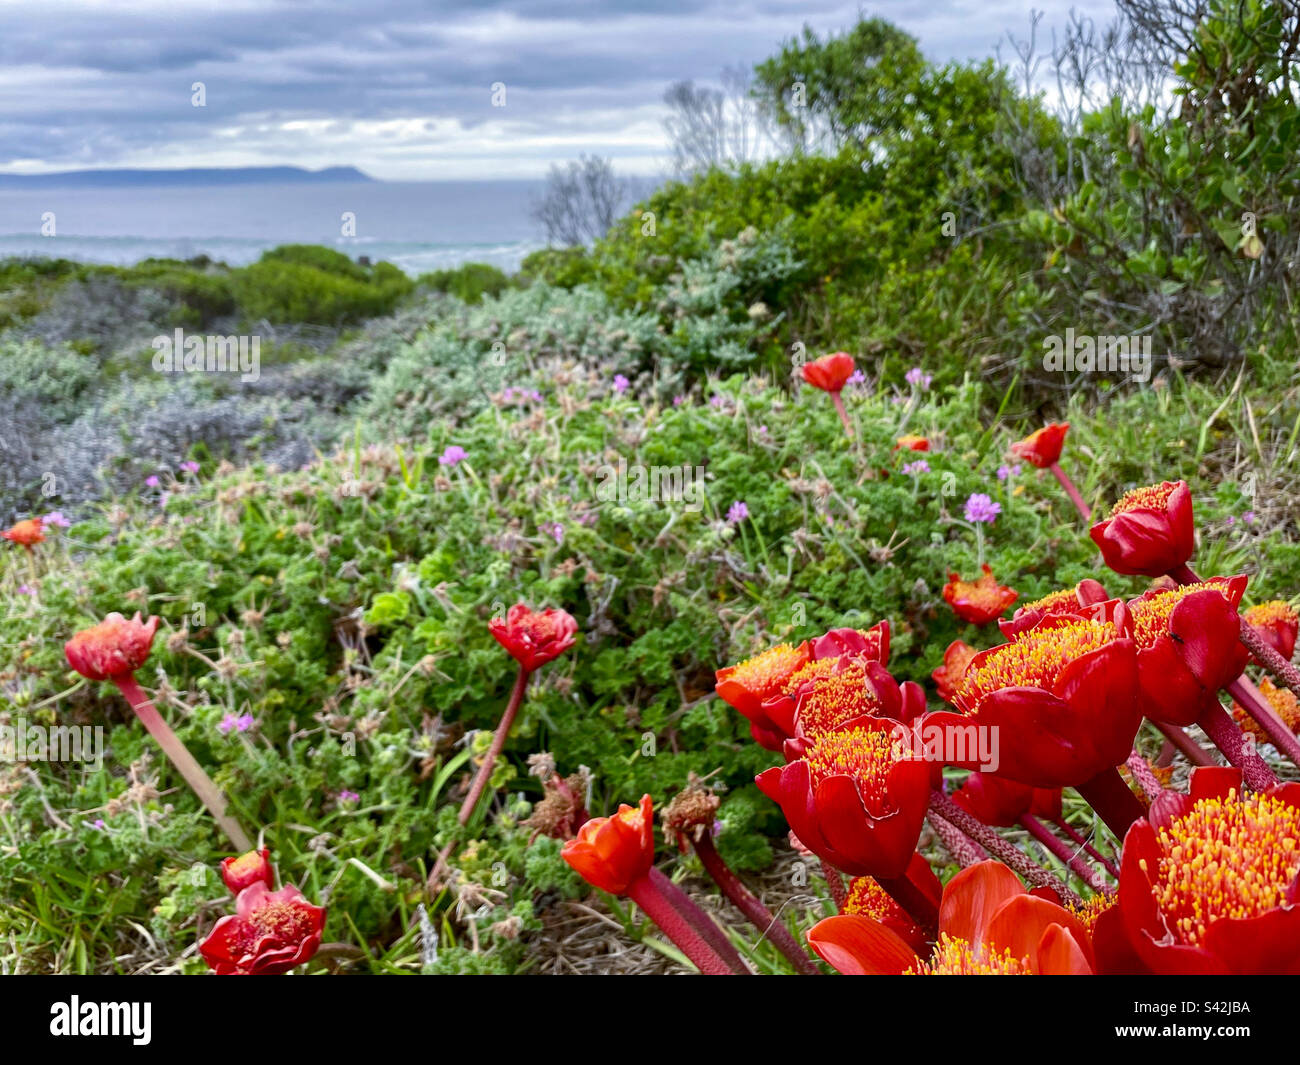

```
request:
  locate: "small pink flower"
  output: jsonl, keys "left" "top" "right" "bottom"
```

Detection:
{"left": 726, "top": 501, "right": 749, "bottom": 524}
{"left": 439, "top": 445, "right": 467, "bottom": 467}
{"left": 42, "top": 510, "right": 71, "bottom": 527}
{"left": 145, "top": 475, "right": 161, "bottom": 488}
{"left": 613, "top": 374, "right": 629, "bottom": 394}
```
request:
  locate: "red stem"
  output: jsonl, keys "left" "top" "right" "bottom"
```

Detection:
{"left": 926, "top": 811, "right": 985, "bottom": 867}
{"left": 1198, "top": 702, "right": 1281, "bottom": 791}
{"left": 1075, "top": 766, "right": 1148, "bottom": 840}
{"left": 1049, "top": 462, "right": 1091, "bottom": 521}
{"left": 646, "top": 867, "right": 749, "bottom": 974}
{"left": 1238, "top": 613, "right": 1300, "bottom": 700}
{"left": 626, "top": 874, "right": 742, "bottom": 975}
{"left": 1053, "top": 817, "right": 1120, "bottom": 878}
{"left": 1154, "top": 721, "right": 1216, "bottom": 766}
{"left": 1225, "top": 676, "right": 1300, "bottom": 767}
{"left": 876, "top": 873, "right": 940, "bottom": 941}
{"left": 819, "top": 859, "right": 848, "bottom": 909}
{"left": 830, "top": 392, "right": 854, "bottom": 439}
{"left": 1124, "top": 749, "right": 1164, "bottom": 801}
{"left": 1019, "top": 815, "right": 1111, "bottom": 893}
{"left": 692, "top": 834, "right": 819, "bottom": 974}
{"left": 112, "top": 674, "right": 252, "bottom": 851}
{"left": 458, "top": 664, "right": 529, "bottom": 825}
{"left": 929, "top": 790, "right": 1082, "bottom": 906}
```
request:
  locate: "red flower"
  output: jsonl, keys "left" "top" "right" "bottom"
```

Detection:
{"left": 561, "top": 794, "right": 654, "bottom": 895}
{"left": 1124, "top": 576, "right": 1250, "bottom": 727}
{"left": 1009, "top": 422, "right": 1069, "bottom": 468}
{"left": 488, "top": 603, "right": 577, "bottom": 672}
{"left": 1233, "top": 677, "right": 1300, "bottom": 741}
{"left": 1244, "top": 600, "right": 1298, "bottom": 664}
{"left": 221, "top": 848, "right": 274, "bottom": 894}
{"left": 2, "top": 517, "right": 43, "bottom": 547}
{"left": 998, "top": 579, "right": 1109, "bottom": 639}
{"left": 756, "top": 720, "right": 931, "bottom": 878}
{"left": 841, "top": 854, "right": 941, "bottom": 956}
{"left": 199, "top": 883, "right": 326, "bottom": 975}
{"left": 715, "top": 641, "right": 812, "bottom": 750}
{"left": 931, "top": 640, "right": 977, "bottom": 704}
{"left": 1090, "top": 480, "right": 1194, "bottom": 577}
{"left": 925, "top": 613, "right": 1141, "bottom": 787}
{"left": 808, "top": 860, "right": 1094, "bottom": 974}
{"left": 1097, "top": 767, "right": 1300, "bottom": 974}
{"left": 728, "top": 623, "right": 891, "bottom": 751}
{"left": 784, "top": 657, "right": 926, "bottom": 756}
{"left": 952, "top": 771, "right": 1061, "bottom": 827}
{"left": 801, "top": 352, "right": 855, "bottom": 393}
{"left": 943, "top": 565, "right": 1018, "bottom": 626}
{"left": 893, "top": 435, "right": 930, "bottom": 452}
{"left": 64, "top": 612, "right": 160, "bottom": 682}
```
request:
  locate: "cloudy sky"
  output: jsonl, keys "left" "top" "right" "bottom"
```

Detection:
{"left": 0, "top": 0, "right": 1118, "bottom": 180}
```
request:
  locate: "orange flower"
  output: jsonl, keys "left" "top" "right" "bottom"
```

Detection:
{"left": 893, "top": 435, "right": 930, "bottom": 452}
{"left": 808, "top": 860, "right": 1094, "bottom": 974}
{"left": 1243, "top": 600, "right": 1298, "bottom": 664}
{"left": 715, "top": 641, "right": 812, "bottom": 750}
{"left": 999, "top": 579, "right": 1109, "bottom": 638}
{"left": 2, "top": 517, "right": 43, "bottom": 547}
{"left": 561, "top": 794, "right": 654, "bottom": 895}
{"left": 931, "top": 639, "right": 977, "bottom": 703}
{"left": 801, "top": 352, "right": 855, "bottom": 394}
{"left": 1233, "top": 677, "right": 1300, "bottom": 741}
{"left": 943, "top": 564, "right": 1018, "bottom": 626}
{"left": 64, "top": 612, "right": 160, "bottom": 681}
{"left": 1009, "top": 423, "right": 1069, "bottom": 468}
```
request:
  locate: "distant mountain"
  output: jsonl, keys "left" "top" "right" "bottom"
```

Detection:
{"left": 0, "top": 166, "right": 377, "bottom": 188}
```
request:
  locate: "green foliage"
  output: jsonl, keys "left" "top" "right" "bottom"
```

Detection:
{"left": 233, "top": 248, "right": 414, "bottom": 325}
{"left": 418, "top": 262, "right": 510, "bottom": 304}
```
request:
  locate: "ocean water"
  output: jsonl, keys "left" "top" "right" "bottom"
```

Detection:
{"left": 0, "top": 180, "right": 547, "bottom": 275}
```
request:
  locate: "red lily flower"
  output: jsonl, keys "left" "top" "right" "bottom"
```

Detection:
{"left": 199, "top": 883, "right": 326, "bottom": 975}
{"left": 893, "top": 435, "right": 930, "bottom": 452}
{"left": 842, "top": 856, "right": 940, "bottom": 956}
{"left": 801, "top": 352, "right": 855, "bottom": 393}
{"left": 931, "top": 639, "right": 977, "bottom": 704}
{"left": 1124, "top": 576, "right": 1250, "bottom": 727}
{"left": 943, "top": 564, "right": 1018, "bottom": 626}
{"left": 785, "top": 657, "right": 926, "bottom": 756}
{"left": 1244, "top": 600, "right": 1298, "bottom": 664}
{"left": 924, "top": 614, "right": 1141, "bottom": 787}
{"left": 808, "top": 860, "right": 1094, "bottom": 974}
{"left": 561, "top": 794, "right": 655, "bottom": 895}
{"left": 715, "top": 641, "right": 812, "bottom": 750}
{"left": 736, "top": 623, "right": 891, "bottom": 751}
{"left": 1097, "top": 767, "right": 1300, "bottom": 974}
{"left": 221, "top": 848, "right": 275, "bottom": 894}
{"left": 1009, "top": 422, "right": 1069, "bottom": 468}
{"left": 998, "top": 579, "right": 1109, "bottom": 638}
{"left": 64, "top": 612, "right": 160, "bottom": 682}
{"left": 1089, "top": 480, "right": 1194, "bottom": 577}
{"left": 756, "top": 719, "right": 931, "bottom": 878}
{"left": 488, "top": 603, "right": 577, "bottom": 672}
{"left": 952, "top": 771, "right": 1062, "bottom": 827}
{"left": 2, "top": 517, "right": 43, "bottom": 547}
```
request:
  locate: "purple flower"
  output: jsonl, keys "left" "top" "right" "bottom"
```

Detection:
{"left": 439, "top": 445, "right": 467, "bottom": 467}
{"left": 338, "top": 790, "right": 360, "bottom": 803}
{"left": 17, "top": 584, "right": 35, "bottom": 596}
{"left": 847, "top": 370, "right": 868, "bottom": 387}
{"left": 905, "top": 367, "right": 933, "bottom": 390}
{"left": 218, "top": 713, "right": 255, "bottom": 735}
{"left": 612, "top": 374, "right": 630, "bottom": 394}
{"left": 1243, "top": 510, "right": 1256, "bottom": 526}
{"left": 902, "top": 459, "right": 930, "bottom": 476}
{"left": 996, "top": 463, "right": 1021, "bottom": 482}
{"left": 1226, "top": 515, "right": 1236, "bottom": 526}
{"left": 964, "top": 493, "right": 1002, "bottom": 524}
{"left": 709, "top": 395, "right": 725, "bottom": 409}
{"left": 144, "top": 475, "right": 161, "bottom": 488}
{"left": 726, "top": 501, "right": 749, "bottom": 524}
{"left": 92, "top": 819, "right": 106, "bottom": 830}
{"left": 541, "top": 521, "right": 565, "bottom": 545}
{"left": 179, "top": 460, "right": 200, "bottom": 474}
{"left": 41, "top": 510, "right": 71, "bottom": 527}
{"left": 672, "top": 394, "right": 686, "bottom": 407}
{"left": 756, "top": 425, "right": 768, "bottom": 435}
